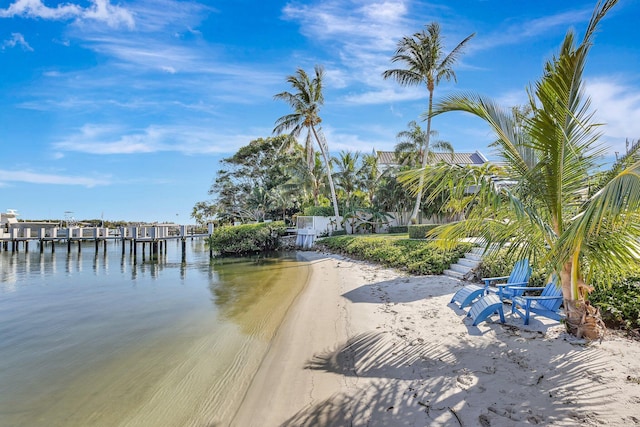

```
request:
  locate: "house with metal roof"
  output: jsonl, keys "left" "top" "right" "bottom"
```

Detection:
{"left": 376, "top": 150, "right": 488, "bottom": 171}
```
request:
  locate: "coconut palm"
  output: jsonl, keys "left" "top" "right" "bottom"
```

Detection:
{"left": 401, "top": 0, "right": 637, "bottom": 339}
{"left": 383, "top": 23, "right": 474, "bottom": 223}
{"left": 273, "top": 66, "right": 340, "bottom": 220}
{"left": 331, "top": 151, "right": 361, "bottom": 210}
{"left": 395, "top": 120, "right": 454, "bottom": 168}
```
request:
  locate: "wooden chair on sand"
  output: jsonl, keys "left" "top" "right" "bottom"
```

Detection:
{"left": 510, "top": 276, "right": 564, "bottom": 325}
{"left": 482, "top": 258, "right": 532, "bottom": 301}
{"left": 450, "top": 258, "right": 531, "bottom": 309}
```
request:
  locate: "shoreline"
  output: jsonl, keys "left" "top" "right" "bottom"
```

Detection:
{"left": 232, "top": 251, "right": 640, "bottom": 426}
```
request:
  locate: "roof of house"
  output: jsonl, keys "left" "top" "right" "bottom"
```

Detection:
{"left": 377, "top": 150, "right": 488, "bottom": 166}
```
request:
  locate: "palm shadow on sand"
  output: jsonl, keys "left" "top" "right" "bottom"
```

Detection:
{"left": 341, "top": 275, "right": 461, "bottom": 304}
{"left": 287, "top": 330, "right": 614, "bottom": 426}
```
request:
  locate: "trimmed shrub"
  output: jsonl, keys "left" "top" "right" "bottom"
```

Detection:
{"left": 331, "top": 229, "right": 347, "bottom": 236}
{"left": 408, "top": 224, "right": 439, "bottom": 239}
{"left": 303, "top": 206, "right": 335, "bottom": 217}
{"left": 317, "top": 235, "right": 472, "bottom": 275}
{"left": 388, "top": 225, "right": 408, "bottom": 234}
{"left": 208, "top": 221, "right": 287, "bottom": 255}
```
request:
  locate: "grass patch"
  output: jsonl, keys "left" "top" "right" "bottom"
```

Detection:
{"left": 317, "top": 235, "right": 472, "bottom": 275}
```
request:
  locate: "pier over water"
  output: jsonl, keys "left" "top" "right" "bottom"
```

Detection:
{"left": 0, "top": 223, "right": 214, "bottom": 262}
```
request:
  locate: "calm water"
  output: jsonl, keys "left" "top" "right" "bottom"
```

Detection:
{"left": 0, "top": 239, "right": 309, "bottom": 427}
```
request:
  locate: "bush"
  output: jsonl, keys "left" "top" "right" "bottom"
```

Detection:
{"left": 208, "top": 221, "right": 287, "bottom": 255}
{"left": 317, "top": 235, "right": 472, "bottom": 275}
{"left": 303, "top": 206, "right": 335, "bottom": 217}
{"left": 408, "top": 224, "right": 439, "bottom": 239}
{"left": 388, "top": 225, "right": 408, "bottom": 234}
{"left": 331, "top": 229, "right": 347, "bottom": 236}
{"left": 475, "top": 250, "right": 550, "bottom": 287}
{"left": 589, "top": 275, "right": 640, "bottom": 332}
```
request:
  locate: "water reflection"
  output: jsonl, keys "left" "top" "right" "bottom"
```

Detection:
{"left": 0, "top": 240, "right": 312, "bottom": 426}
{"left": 208, "top": 253, "right": 309, "bottom": 338}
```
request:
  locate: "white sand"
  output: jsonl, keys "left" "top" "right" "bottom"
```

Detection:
{"left": 232, "top": 252, "right": 640, "bottom": 426}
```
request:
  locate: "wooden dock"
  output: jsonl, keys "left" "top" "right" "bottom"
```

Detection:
{"left": 0, "top": 224, "right": 214, "bottom": 261}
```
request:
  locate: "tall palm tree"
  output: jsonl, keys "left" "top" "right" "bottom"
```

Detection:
{"left": 383, "top": 23, "right": 474, "bottom": 223}
{"left": 401, "top": 0, "right": 636, "bottom": 339}
{"left": 273, "top": 66, "right": 340, "bottom": 219}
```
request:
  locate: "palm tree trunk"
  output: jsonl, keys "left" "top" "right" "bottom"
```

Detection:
{"left": 310, "top": 126, "right": 341, "bottom": 221}
{"left": 409, "top": 88, "right": 434, "bottom": 224}
{"left": 560, "top": 260, "right": 605, "bottom": 340}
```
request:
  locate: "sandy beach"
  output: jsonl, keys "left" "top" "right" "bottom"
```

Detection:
{"left": 232, "top": 251, "right": 640, "bottom": 426}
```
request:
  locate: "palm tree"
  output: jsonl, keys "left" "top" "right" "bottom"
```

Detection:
{"left": 331, "top": 151, "right": 361, "bottom": 210}
{"left": 401, "top": 0, "right": 637, "bottom": 339}
{"left": 273, "top": 66, "right": 340, "bottom": 220}
{"left": 395, "top": 121, "right": 453, "bottom": 169}
{"left": 383, "top": 23, "right": 474, "bottom": 223}
{"left": 283, "top": 148, "right": 327, "bottom": 207}
{"left": 394, "top": 121, "right": 454, "bottom": 224}
{"left": 359, "top": 152, "right": 382, "bottom": 206}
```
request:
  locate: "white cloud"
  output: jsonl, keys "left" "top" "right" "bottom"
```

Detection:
{"left": 282, "top": 0, "right": 414, "bottom": 90}
{"left": 586, "top": 77, "right": 640, "bottom": 155}
{"left": 321, "top": 126, "right": 396, "bottom": 152}
{"left": 81, "top": 0, "right": 135, "bottom": 29}
{"left": 0, "top": 0, "right": 80, "bottom": 19}
{"left": 0, "top": 0, "right": 134, "bottom": 29}
{"left": 0, "top": 169, "right": 110, "bottom": 187}
{"left": 342, "top": 86, "right": 423, "bottom": 105}
{"left": 53, "top": 123, "right": 262, "bottom": 155}
{"left": 470, "top": 7, "right": 592, "bottom": 53}
{"left": 1, "top": 32, "right": 33, "bottom": 51}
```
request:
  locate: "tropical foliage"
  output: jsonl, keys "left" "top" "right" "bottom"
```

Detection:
{"left": 400, "top": 0, "right": 638, "bottom": 339}
{"left": 383, "top": 23, "right": 474, "bottom": 223}
{"left": 273, "top": 66, "right": 341, "bottom": 220}
{"left": 205, "top": 136, "right": 302, "bottom": 223}
{"left": 590, "top": 273, "right": 640, "bottom": 333}
{"left": 208, "top": 222, "right": 287, "bottom": 255}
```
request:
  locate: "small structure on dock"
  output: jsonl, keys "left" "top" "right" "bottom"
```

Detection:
{"left": 295, "top": 216, "right": 341, "bottom": 249}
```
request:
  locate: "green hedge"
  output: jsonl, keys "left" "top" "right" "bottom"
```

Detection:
{"left": 590, "top": 275, "right": 640, "bottom": 332}
{"left": 208, "top": 221, "right": 287, "bottom": 255}
{"left": 388, "top": 225, "right": 408, "bottom": 234}
{"left": 318, "top": 235, "right": 472, "bottom": 275}
{"left": 408, "top": 224, "right": 439, "bottom": 239}
{"left": 475, "top": 249, "right": 551, "bottom": 287}
{"left": 303, "top": 206, "right": 335, "bottom": 216}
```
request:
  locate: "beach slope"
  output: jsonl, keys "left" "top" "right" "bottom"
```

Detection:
{"left": 232, "top": 252, "right": 640, "bottom": 426}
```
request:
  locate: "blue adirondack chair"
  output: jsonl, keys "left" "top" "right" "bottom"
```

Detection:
{"left": 450, "top": 284, "right": 486, "bottom": 309}
{"left": 482, "top": 258, "right": 532, "bottom": 301}
{"left": 511, "top": 276, "right": 564, "bottom": 325}
{"left": 451, "top": 259, "right": 532, "bottom": 309}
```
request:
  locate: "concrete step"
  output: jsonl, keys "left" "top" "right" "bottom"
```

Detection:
{"left": 443, "top": 269, "right": 465, "bottom": 279}
{"left": 468, "top": 247, "right": 484, "bottom": 256}
{"left": 449, "top": 263, "right": 472, "bottom": 274}
{"left": 465, "top": 252, "right": 482, "bottom": 261}
{"left": 458, "top": 257, "right": 479, "bottom": 268}
{"left": 444, "top": 249, "right": 484, "bottom": 280}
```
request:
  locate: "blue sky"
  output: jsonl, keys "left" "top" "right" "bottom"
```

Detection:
{"left": 1, "top": 0, "right": 639, "bottom": 223}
